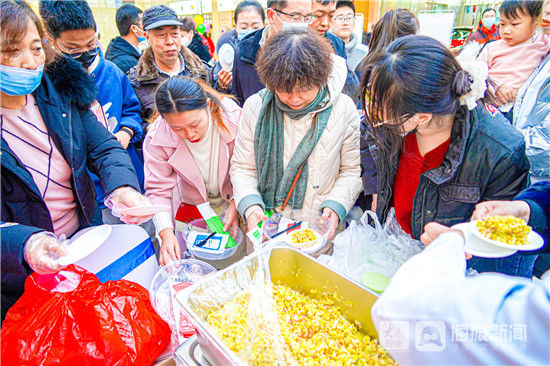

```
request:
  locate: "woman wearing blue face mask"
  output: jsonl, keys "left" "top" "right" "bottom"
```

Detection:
{"left": 216, "top": 0, "right": 265, "bottom": 52}
{"left": 214, "top": 0, "right": 265, "bottom": 94}
{"left": 466, "top": 8, "right": 501, "bottom": 45}
{"left": 0, "top": 0, "right": 147, "bottom": 322}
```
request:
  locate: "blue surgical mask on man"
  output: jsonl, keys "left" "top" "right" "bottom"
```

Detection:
{"left": 482, "top": 17, "right": 497, "bottom": 29}
{"left": 0, "top": 63, "right": 44, "bottom": 96}
{"left": 237, "top": 29, "right": 254, "bottom": 41}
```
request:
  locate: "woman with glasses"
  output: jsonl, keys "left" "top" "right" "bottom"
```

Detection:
{"left": 359, "top": 8, "right": 418, "bottom": 210}
{"left": 361, "top": 35, "right": 534, "bottom": 277}
{"left": 231, "top": 30, "right": 362, "bottom": 256}
{"left": 1, "top": 0, "right": 148, "bottom": 320}
{"left": 331, "top": 0, "right": 368, "bottom": 73}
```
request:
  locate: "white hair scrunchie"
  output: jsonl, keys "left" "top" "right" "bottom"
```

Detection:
{"left": 455, "top": 43, "right": 489, "bottom": 110}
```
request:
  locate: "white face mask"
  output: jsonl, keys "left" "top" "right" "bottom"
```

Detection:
{"left": 273, "top": 12, "right": 310, "bottom": 32}
{"left": 138, "top": 39, "right": 148, "bottom": 52}
{"left": 182, "top": 35, "right": 192, "bottom": 47}
{"left": 281, "top": 21, "right": 309, "bottom": 31}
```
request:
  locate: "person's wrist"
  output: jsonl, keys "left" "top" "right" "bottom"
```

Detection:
{"left": 159, "top": 228, "right": 174, "bottom": 240}
{"left": 119, "top": 127, "right": 134, "bottom": 138}
{"left": 516, "top": 200, "right": 531, "bottom": 222}
{"left": 245, "top": 205, "right": 263, "bottom": 221}
{"left": 153, "top": 211, "right": 174, "bottom": 235}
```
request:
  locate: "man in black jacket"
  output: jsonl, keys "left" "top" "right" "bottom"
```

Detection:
{"left": 105, "top": 4, "right": 144, "bottom": 74}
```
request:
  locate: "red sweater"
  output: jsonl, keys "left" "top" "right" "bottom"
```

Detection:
{"left": 393, "top": 134, "right": 451, "bottom": 235}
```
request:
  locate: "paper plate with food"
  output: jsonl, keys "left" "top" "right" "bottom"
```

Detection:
{"left": 471, "top": 215, "right": 543, "bottom": 251}
{"left": 451, "top": 222, "right": 517, "bottom": 258}
{"left": 263, "top": 210, "right": 332, "bottom": 254}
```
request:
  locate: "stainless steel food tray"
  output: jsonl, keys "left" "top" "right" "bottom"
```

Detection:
{"left": 176, "top": 246, "right": 380, "bottom": 365}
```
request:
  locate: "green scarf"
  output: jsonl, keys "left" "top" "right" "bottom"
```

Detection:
{"left": 254, "top": 87, "right": 332, "bottom": 210}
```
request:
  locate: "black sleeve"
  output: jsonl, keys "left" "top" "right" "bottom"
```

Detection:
{"left": 80, "top": 108, "right": 140, "bottom": 196}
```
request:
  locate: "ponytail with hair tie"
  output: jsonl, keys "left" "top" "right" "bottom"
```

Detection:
{"left": 452, "top": 70, "right": 473, "bottom": 97}
{"left": 455, "top": 42, "right": 489, "bottom": 110}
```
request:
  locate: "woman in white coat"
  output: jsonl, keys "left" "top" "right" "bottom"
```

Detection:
{"left": 230, "top": 29, "right": 362, "bottom": 251}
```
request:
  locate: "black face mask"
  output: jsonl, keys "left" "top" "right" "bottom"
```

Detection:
{"left": 71, "top": 47, "right": 99, "bottom": 69}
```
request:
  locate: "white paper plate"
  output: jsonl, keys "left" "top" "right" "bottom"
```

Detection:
{"left": 451, "top": 223, "right": 517, "bottom": 258}
{"left": 59, "top": 225, "right": 112, "bottom": 265}
{"left": 218, "top": 43, "right": 235, "bottom": 70}
{"left": 119, "top": 204, "right": 170, "bottom": 217}
{"left": 284, "top": 228, "right": 325, "bottom": 254}
{"left": 470, "top": 220, "right": 544, "bottom": 251}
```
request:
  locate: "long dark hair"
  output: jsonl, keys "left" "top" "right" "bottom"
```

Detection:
{"left": 155, "top": 76, "right": 234, "bottom": 132}
{"left": 0, "top": 0, "right": 56, "bottom": 65}
{"left": 358, "top": 9, "right": 418, "bottom": 109}
{"left": 363, "top": 35, "right": 484, "bottom": 183}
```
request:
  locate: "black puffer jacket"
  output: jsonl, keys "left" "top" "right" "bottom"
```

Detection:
{"left": 188, "top": 33, "right": 212, "bottom": 63}
{"left": 1, "top": 56, "right": 139, "bottom": 320}
{"left": 105, "top": 36, "right": 141, "bottom": 74}
{"left": 363, "top": 103, "right": 530, "bottom": 239}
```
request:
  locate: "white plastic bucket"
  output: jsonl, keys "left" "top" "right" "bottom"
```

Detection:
{"left": 73, "top": 224, "right": 159, "bottom": 290}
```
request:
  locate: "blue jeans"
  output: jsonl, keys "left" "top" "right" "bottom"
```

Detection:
{"left": 468, "top": 252, "right": 538, "bottom": 278}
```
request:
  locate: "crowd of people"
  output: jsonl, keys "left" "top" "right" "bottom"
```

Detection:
{"left": 1, "top": 0, "right": 549, "bottom": 361}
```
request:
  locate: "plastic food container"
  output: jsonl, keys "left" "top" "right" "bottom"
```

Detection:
{"left": 263, "top": 210, "right": 332, "bottom": 254}
{"left": 149, "top": 259, "right": 216, "bottom": 329}
{"left": 176, "top": 216, "right": 244, "bottom": 261}
{"left": 175, "top": 246, "right": 380, "bottom": 366}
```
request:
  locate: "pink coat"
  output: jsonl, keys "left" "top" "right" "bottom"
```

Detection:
{"left": 143, "top": 98, "right": 241, "bottom": 219}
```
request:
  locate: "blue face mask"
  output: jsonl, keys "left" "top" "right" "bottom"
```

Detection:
{"left": 0, "top": 63, "right": 44, "bottom": 96}
{"left": 482, "top": 17, "right": 497, "bottom": 29}
{"left": 237, "top": 29, "right": 254, "bottom": 41}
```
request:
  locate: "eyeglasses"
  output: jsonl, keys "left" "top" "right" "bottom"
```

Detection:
{"left": 333, "top": 15, "right": 356, "bottom": 23}
{"left": 273, "top": 9, "right": 313, "bottom": 24}
{"left": 312, "top": 12, "right": 335, "bottom": 21}
{"left": 55, "top": 40, "right": 100, "bottom": 58}
{"left": 371, "top": 114, "right": 411, "bottom": 127}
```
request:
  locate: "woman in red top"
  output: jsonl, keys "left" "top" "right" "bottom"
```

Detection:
{"left": 361, "top": 35, "right": 533, "bottom": 277}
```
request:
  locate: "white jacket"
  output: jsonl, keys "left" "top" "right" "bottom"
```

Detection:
{"left": 230, "top": 54, "right": 362, "bottom": 222}
{"left": 513, "top": 55, "right": 550, "bottom": 183}
{"left": 372, "top": 232, "right": 550, "bottom": 365}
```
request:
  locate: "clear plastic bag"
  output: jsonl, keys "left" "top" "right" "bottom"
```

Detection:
{"left": 325, "top": 209, "right": 424, "bottom": 282}
{"left": 243, "top": 249, "right": 294, "bottom": 365}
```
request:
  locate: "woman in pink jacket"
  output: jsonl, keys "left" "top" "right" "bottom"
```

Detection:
{"left": 143, "top": 77, "right": 241, "bottom": 266}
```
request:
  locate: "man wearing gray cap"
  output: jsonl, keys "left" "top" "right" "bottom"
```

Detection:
{"left": 128, "top": 4, "right": 212, "bottom": 122}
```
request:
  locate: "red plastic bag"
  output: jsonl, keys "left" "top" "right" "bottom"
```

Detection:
{"left": 1, "top": 265, "right": 171, "bottom": 366}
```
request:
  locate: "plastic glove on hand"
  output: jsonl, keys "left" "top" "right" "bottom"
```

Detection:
{"left": 24, "top": 232, "right": 68, "bottom": 274}
{"left": 421, "top": 222, "right": 471, "bottom": 259}
{"left": 105, "top": 186, "right": 152, "bottom": 225}
{"left": 320, "top": 207, "right": 339, "bottom": 239}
